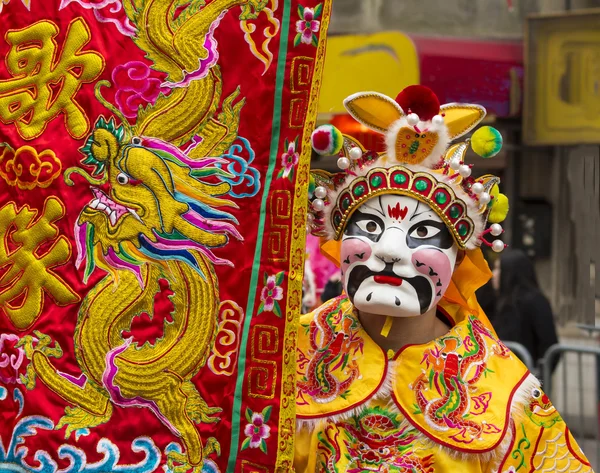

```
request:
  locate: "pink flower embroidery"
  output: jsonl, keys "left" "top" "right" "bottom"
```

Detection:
{"left": 279, "top": 140, "right": 299, "bottom": 180}
{"left": 112, "top": 61, "right": 169, "bottom": 119}
{"left": 0, "top": 334, "right": 26, "bottom": 385}
{"left": 241, "top": 406, "right": 272, "bottom": 453}
{"left": 259, "top": 272, "right": 283, "bottom": 316}
{"left": 294, "top": 4, "right": 322, "bottom": 47}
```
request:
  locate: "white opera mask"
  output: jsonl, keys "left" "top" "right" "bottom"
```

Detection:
{"left": 340, "top": 194, "right": 459, "bottom": 317}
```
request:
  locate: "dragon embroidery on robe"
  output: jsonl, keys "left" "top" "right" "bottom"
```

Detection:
{"left": 17, "top": 0, "right": 270, "bottom": 471}
{"left": 317, "top": 407, "right": 435, "bottom": 473}
{"left": 411, "top": 316, "right": 511, "bottom": 444}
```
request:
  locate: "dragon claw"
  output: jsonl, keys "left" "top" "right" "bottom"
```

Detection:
{"left": 166, "top": 438, "right": 220, "bottom": 473}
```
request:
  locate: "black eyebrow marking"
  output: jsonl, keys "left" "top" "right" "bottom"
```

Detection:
{"left": 410, "top": 200, "right": 435, "bottom": 221}
{"left": 360, "top": 201, "right": 385, "bottom": 217}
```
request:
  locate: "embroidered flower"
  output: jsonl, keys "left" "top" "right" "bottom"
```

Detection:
{"left": 294, "top": 4, "right": 322, "bottom": 47}
{"left": 242, "top": 406, "right": 272, "bottom": 453}
{"left": 277, "top": 138, "right": 299, "bottom": 180}
{"left": 258, "top": 272, "right": 284, "bottom": 317}
{"left": 0, "top": 334, "right": 26, "bottom": 385}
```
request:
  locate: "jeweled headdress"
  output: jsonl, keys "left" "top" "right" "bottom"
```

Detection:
{"left": 308, "top": 85, "right": 509, "bottom": 253}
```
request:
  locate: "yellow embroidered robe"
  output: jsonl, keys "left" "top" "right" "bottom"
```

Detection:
{"left": 294, "top": 296, "right": 593, "bottom": 473}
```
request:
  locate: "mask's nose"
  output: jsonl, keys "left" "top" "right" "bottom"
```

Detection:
{"left": 373, "top": 227, "right": 406, "bottom": 264}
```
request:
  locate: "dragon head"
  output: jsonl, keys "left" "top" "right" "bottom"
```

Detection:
{"left": 525, "top": 387, "right": 561, "bottom": 428}
{"left": 66, "top": 116, "right": 240, "bottom": 284}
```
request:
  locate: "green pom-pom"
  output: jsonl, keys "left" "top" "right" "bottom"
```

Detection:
{"left": 311, "top": 125, "right": 344, "bottom": 156}
{"left": 471, "top": 126, "right": 502, "bottom": 158}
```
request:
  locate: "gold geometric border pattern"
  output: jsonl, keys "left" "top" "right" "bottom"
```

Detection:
{"left": 275, "top": 0, "right": 333, "bottom": 470}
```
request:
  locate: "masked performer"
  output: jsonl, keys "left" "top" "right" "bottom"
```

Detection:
{"left": 294, "top": 86, "right": 593, "bottom": 473}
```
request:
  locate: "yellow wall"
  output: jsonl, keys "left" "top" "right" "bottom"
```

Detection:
{"left": 318, "top": 32, "right": 419, "bottom": 116}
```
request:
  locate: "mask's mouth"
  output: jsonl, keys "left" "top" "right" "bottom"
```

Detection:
{"left": 347, "top": 263, "right": 433, "bottom": 314}
{"left": 373, "top": 274, "right": 403, "bottom": 287}
{"left": 87, "top": 188, "right": 143, "bottom": 227}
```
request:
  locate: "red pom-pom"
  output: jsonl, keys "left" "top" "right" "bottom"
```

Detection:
{"left": 312, "top": 130, "right": 331, "bottom": 152}
{"left": 395, "top": 85, "right": 440, "bottom": 121}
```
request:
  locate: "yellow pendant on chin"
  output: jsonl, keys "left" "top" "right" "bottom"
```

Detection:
{"left": 381, "top": 316, "right": 393, "bottom": 337}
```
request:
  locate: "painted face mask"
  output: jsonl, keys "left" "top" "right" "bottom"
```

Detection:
{"left": 340, "top": 194, "right": 459, "bottom": 318}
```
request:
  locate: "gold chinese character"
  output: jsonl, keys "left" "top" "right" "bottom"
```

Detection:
{"left": 0, "top": 197, "right": 80, "bottom": 330}
{"left": 0, "top": 18, "right": 104, "bottom": 140}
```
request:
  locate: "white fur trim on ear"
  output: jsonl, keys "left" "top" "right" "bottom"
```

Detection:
{"left": 384, "top": 117, "right": 450, "bottom": 168}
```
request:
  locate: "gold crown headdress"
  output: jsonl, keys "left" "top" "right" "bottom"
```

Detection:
{"left": 307, "top": 85, "right": 509, "bottom": 253}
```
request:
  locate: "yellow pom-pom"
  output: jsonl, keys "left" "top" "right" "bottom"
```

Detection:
{"left": 471, "top": 126, "right": 502, "bottom": 158}
{"left": 488, "top": 193, "right": 509, "bottom": 223}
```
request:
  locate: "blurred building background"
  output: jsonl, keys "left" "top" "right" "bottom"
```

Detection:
{"left": 312, "top": 0, "right": 600, "bottom": 326}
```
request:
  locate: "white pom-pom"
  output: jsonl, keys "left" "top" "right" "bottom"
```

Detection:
{"left": 314, "top": 186, "right": 327, "bottom": 199}
{"left": 407, "top": 113, "right": 420, "bottom": 126}
{"left": 337, "top": 157, "right": 350, "bottom": 170}
{"left": 479, "top": 192, "right": 491, "bottom": 205}
{"left": 432, "top": 115, "right": 444, "bottom": 126}
{"left": 349, "top": 147, "right": 363, "bottom": 160}
{"left": 490, "top": 223, "right": 503, "bottom": 236}
{"left": 459, "top": 165, "right": 472, "bottom": 178}
{"left": 449, "top": 159, "right": 461, "bottom": 171}
{"left": 312, "top": 198, "right": 325, "bottom": 211}
{"left": 471, "top": 182, "right": 484, "bottom": 195}
{"left": 492, "top": 239, "right": 506, "bottom": 253}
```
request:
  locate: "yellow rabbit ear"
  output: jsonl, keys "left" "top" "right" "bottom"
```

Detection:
{"left": 343, "top": 92, "right": 404, "bottom": 134}
{"left": 440, "top": 103, "right": 486, "bottom": 140}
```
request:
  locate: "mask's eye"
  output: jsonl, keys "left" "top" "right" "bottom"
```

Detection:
{"left": 356, "top": 219, "right": 382, "bottom": 236}
{"left": 116, "top": 172, "right": 130, "bottom": 185}
{"left": 410, "top": 225, "right": 441, "bottom": 239}
{"left": 532, "top": 388, "right": 541, "bottom": 398}
{"left": 441, "top": 352, "right": 448, "bottom": 358}
{"left": 132, "top": 136, "right": 142, "bottom": 145}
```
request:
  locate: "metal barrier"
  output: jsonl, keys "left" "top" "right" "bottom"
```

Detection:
{"left": 504, "top": 341, "right": 536, "bottom": 373}
{"left": 542, "top": 343, "right": 600, "bottom": 470}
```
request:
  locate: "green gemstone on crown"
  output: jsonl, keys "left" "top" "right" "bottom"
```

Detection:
{"left": 415, "top": 179, "right": 428, "bottom": 191}
{"left": 393, "top": 173, "right": 407, "bottom": 185}
{"left": 434, "top": 191, "right": 448, "bottom": 205}
{"left": 458, "top": 223, "right": 469, "bottom": 236}
{"left": 449, "top": 205, "right": 461, "bottom": 219}
{"left": 370, "top": 175, "right": 382, "bottom": 187}
{"left": 353, "top": 185, "right": 365, "bottom": 197}
{"left": 334, "top": 214, "right": 341, "bottom": 226}
{"left": 341, "top": 196, "right": 351, "bottom": 210}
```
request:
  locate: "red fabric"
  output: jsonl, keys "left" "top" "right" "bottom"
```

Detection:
{"left": 0, "top": 0, "right": 330, "bottom": 471}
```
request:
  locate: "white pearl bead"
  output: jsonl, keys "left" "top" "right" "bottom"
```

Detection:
{"left": 471, "top": 182, "right": 484, "bottom": 194}
{"left": 314, "top": 186, "right": 327, "bottom": 199}
{"left": 479, "top": 192, "right": 491, "bottom": 205}
{"left": 459, "top": 165, "right": 472, "bottom": 178}
{"left": 432, "top": 115, "right": 444, "bottom": 126}
{"left": 492, "top": 239, "right": 505, "bottom": 253}
{"left": 312, "top": 198, "right": 325, "bottom": 211}
{"left": 349, "top": 147, "right": 363, "bottom": 160}
{"left": 337, "top": 157, "right": 350, "bottom": 170}
{"left": 306, "top": 224, "right": 312, "bottom": 233}
{"left": 306, "top": 213, "right": 314, "bottom": 223}
{"left": 407, "top": 113, "right": 420, "bottom": 126}
{"left": 490, "top": 223, "right": 503, "bottom": 236}
{"left": 449, "top": 159, "right": 461, "bottom": 170}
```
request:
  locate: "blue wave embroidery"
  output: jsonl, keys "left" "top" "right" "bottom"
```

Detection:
{"left": 218, "top": 137, "right": 261, "bottom": 198}
{"left": 0, "top": 416, "right": 161, "bottom": 473}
